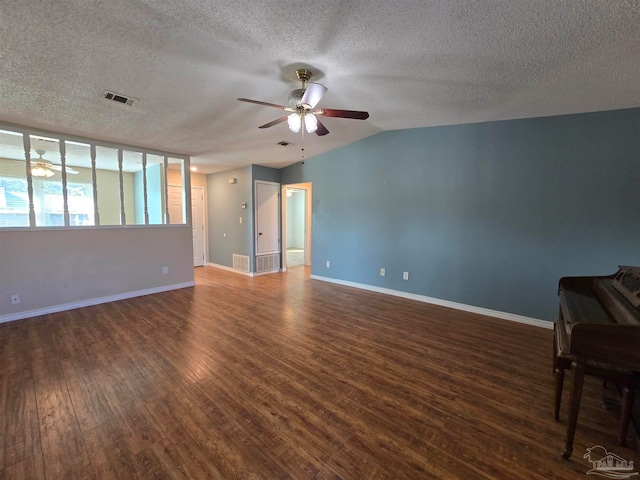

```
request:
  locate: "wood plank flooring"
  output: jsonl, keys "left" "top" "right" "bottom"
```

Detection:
{"left": 1, "top": 266, "right": 638, "bottom": 479}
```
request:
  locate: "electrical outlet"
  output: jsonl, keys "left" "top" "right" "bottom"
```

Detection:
{"left": 162, "top": 266, "right": 169, "bottom": 275}
{"left": 239, "top": 216, "right": 243, "bottom": 224}
{"left": 380, "top": 268, "right": 386, "bottom": 276}
{"left": 11, "top": 294, "right": 20, "bottom": 304}
{"left": 403, "top": 271, "right": 409, "bottom": 280}
{"left": 326, "top": 260, "right": 330, "bottom": 268}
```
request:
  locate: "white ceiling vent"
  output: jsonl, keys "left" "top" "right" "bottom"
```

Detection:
{"left": 103, "top": 91, "right": 138, "bottom": 106}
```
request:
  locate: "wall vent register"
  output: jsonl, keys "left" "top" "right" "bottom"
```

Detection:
{"left": 232, "top": 254, "right": 250, "bottom": 273}
{"left": 256, "top": 254, "right": 279, "bottom": 274}
{"left": 103, "top": 91, "right": 137, "bottom": 106}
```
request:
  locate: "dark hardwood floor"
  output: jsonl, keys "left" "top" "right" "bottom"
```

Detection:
{"left": 1, "top": 266, "right": 638, "bottom": 479}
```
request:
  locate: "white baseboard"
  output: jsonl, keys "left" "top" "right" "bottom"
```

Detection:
{"left": 207, "top": 262, "right": 254, "bottom": 277}
{"left": 310, "top": 275, "right": 552, "bottom": 329}
{"left": 206, "top": 262, "right": 281, "bottom": 277}
{"left": 0, "top": 281, "right": 196, "bottom": 325}
{"left": 253, "top": 269, "right": 282, "bottom": 277}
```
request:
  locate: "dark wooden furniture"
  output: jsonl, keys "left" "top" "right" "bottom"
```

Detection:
{"left": 554, "top": 266, "right": 640, "bottom": 459}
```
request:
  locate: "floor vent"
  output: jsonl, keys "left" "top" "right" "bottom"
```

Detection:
{"left": 255, "top": 254, "right": 280, "bottom": 274}
{"left": 232, "top": 254, "right": 250, "bottom": 273}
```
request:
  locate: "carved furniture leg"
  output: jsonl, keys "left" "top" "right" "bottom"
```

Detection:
{"left": 563, "top": 360, "right": 585, "bottom": 459}
{"left": 554, "top": 366, "right": 565, "bottom": 421}
{"left": 553, "top": 322, "right": 558, "bottom": 374}
{"left": 618, "top": 383, "right": 635, "bottom": 447}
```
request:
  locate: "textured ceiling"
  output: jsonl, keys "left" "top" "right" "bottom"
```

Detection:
{"left": 0, "top": 1, "right": 638, "bottom": 173}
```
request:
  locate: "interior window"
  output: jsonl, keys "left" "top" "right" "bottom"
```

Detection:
{"left": 95, "top": 145, "right": 124, "bottom": 226}
{"left": 0, "top": 129, "right": 30, "bottom": 227}
{"left": 167, "top": 157, "right": 185, "bottom": 224}
{"left": 0, "top": 126, "right": 189, "bottom": 229}
{"left": 146, "top": 154, "right": 165, "bottom": 225}
{"left": 48, "top": 179, "right": 94, "bottom": 226}
{"left": 63, "top": 141, "right": 96, "bottom": 226}
{"left": 0, "top": 176, "right": 29, "bottom": 227}
{"left": 29, "top": 135, "right": 65, "bottom": 227}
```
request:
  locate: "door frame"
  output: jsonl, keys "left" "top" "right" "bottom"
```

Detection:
{"left": 190, "top": 185, "right": 206, "bottom": 266}
{"left": 254, "top": 180, "right": 281, "bottom": 256}
{"left": 281, "top": 182, "right": 312, "bottom": 271}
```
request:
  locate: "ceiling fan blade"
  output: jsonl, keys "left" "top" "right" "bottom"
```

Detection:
{"left": 238, "top": 98, "right": 288, "bottom": 110}
{"left": 259, "top": 116, "right": 288, "bottom": 129}
{"left": 315, "top": 118, "right": 329, "bottom": 136}
{"left": 300, "top": 83, "right": 327, "bottom": 108}
{"left": 317, "top": 108, "right": 369, "bottom": 120}
{"left": 48, "top": 164, "right": 79, "bottom": 174}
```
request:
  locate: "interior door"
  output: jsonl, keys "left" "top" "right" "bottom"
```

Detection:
{"left": 255, "top": 181, "right": 280, "bottom": 255}
{"left": 191, "top": 187, "right": 205, "bottom": 266}
{"left": 167, "top": 185, "right": 184, "bottom": 224}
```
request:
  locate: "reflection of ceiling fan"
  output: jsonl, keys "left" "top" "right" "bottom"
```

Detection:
{"left": 30, "top": 150, "right": 79, "bottom": 177}
{"left": 238, "top": 69, "right": 369, "bottom": 136}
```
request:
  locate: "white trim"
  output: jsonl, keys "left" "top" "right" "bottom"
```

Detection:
{"left": 191, "top": 185, "right": 206, "bottom": 266}
{"left": 253, "top": 269, "right": 281, "bottom": 277}
{"left": 254, "top": 180, "right": 281, "bottom": 256}
{"left": 281, "top": 182, "right": 313, "bottom": 270}
{"left": 0, "top": 281, "right": 195, "bottom": 325}
{"left": 207, "top": 262, "right": 254, "bottom": 277}
{"left": 281, "top": 186, "right": 288, "bottom": 271}
{"left": 310, "top": 275, "right": 553, "bottom": 329}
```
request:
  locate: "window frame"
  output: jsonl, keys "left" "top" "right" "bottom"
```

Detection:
{"left": 0, "top": 123, "right": 191, "bottom": 231}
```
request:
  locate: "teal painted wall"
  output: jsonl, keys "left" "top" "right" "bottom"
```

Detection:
{"left": 207, "top": 166, "right": 253, "bottom": 268}
{"left": 252, "top": 165, "right": 281, "bottom": 184}
{"left": 207, "top": 165, "right": 281, "bottom": 272}
{"left": 281, "top": 108, "right": 640, "bottom": 320}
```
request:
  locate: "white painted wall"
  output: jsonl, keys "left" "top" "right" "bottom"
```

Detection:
{"left": 286, "top": 191, "right": 305, "bottom": 249}
{"left": 0, "top": 226, "right": 194, "bottom": 319}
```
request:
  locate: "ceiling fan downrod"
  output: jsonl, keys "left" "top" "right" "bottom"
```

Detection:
{"left": 295, "top": 69, "right": 312, "bottom": 89}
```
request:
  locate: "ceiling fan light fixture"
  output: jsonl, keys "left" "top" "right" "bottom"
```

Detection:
{"left": 32, "top": 165, "right": 54, "bottom": 177}
{"left": 304, "top": 113, "right": 318, "bottom": 133}
{"left": 287, "top": 113, "right": 301, "bottom": 133}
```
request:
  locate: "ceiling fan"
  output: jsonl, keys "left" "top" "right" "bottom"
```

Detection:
{"left": 29, "top": 150, "right": 79, "bottom": 177}
{"left": 238, "top": 69, "right": 369, "bottom": 136}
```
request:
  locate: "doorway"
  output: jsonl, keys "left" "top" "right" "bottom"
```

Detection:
{"left": 191, "top": 186, "right": 206, "bottom": 266}
{"left": 254, "top": 180, "right": 281, "bottom": 275}
{"left": 282, "top": 182, "right": 312, "bottom": 270}
{"left": 168, "top": 184, "right": 205, "bottom": 267}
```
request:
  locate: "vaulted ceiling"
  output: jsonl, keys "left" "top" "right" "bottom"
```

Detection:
{"left": 1, "top": 1, "right": 638, "bottom": 173}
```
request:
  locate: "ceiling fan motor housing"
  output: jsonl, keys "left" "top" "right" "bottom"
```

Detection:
{"left": 295, "top": 69, "right": 312, "bottom": 83}
{"left": 288, "top": 89, "right": 306, "bottom": 108}
{"left": 288, "top": 69, "right": 314, "bottom": 108}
